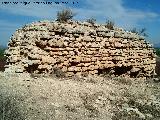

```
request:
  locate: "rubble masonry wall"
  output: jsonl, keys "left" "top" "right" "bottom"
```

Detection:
{"left": 4, "top": 20, "right": 156, "bottom": 78}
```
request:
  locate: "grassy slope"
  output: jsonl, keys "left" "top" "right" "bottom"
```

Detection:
{"left": 0, "top": 73, "right": 160, "bottom": 120}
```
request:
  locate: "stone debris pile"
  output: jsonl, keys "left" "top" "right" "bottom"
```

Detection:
{"left": 4, "top": 20, "right": 156, "bottom": 78}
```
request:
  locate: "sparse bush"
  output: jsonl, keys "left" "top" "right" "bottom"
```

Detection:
{"left": 86, "top": 18, "right": 96, "bottom": 25}
{"left": 105, "top": 19, "right": 115, "bottom": 30}
{"left": 56, "top": 8, "right": 75, "bottom": 23}
{"left": 130, "top": 28, "right": 148, "bottom": 37}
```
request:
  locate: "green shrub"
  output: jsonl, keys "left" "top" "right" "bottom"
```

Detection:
{"left": 56, "top": 8, "right": 75, "bottom": 23}
{"left": 0, "top": 47, "right": 5, "bottom": 60}
{"left": 155, "top": 48, "right": 160, "bottom": 57}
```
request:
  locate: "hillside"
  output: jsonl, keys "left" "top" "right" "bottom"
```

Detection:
{"left": 155, "top": 48, "right": 160, "bottom": 57}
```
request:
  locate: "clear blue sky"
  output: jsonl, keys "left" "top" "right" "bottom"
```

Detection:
{"left": 0, "top": 0, "right": 160, "bottom": 47}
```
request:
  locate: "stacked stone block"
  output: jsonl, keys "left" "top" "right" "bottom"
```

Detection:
{"left": 4, "top": 20, "right": 156, "bottom": 78}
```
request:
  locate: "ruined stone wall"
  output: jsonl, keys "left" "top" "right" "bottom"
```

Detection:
{"left": 5, "top": 20, "right": 156, "bottom": 78}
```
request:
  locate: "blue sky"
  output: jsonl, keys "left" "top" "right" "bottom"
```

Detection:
{"left": 0, "top": 0, "right": 160, "bottom": 47}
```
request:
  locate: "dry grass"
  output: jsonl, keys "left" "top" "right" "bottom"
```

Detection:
{"left": 0, "top": 72, "right": 160, "bottom": 120}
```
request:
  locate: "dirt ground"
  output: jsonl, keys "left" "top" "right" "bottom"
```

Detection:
{"left": 0, "top": 72, "right": 160, "bottom": 120}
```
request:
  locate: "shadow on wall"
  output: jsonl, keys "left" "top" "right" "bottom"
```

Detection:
{"left": 97, "top": 66, "right": 139, "bottom": 78}
{"left": 97, "top": 66, "right": 132, "bottom": 76}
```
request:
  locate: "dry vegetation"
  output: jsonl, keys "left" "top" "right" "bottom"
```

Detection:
{"left": 0, "top": 71, "right": 160, "bottom": 120}
{"left": 56, "top": 8, "right": 76, "bottom": 23}
{"left": 105, "top": 20, "right": 115, "bottom": 30}
{"left": 86, "top": 18, "right": 96, "bottom": 25}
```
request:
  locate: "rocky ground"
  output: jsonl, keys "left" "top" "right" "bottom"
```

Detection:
{"left": 0, "top": 72, "right": 160, "bottom": 120}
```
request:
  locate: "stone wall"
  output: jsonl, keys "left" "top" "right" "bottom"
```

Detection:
{"left": 4, "top": 20, "right": 156, "bottom": 78}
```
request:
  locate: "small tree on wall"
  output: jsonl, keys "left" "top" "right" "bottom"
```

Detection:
{"left": 56, "top": 8, "right": 76, "bottom": 23}
{"left": 105, "top": 19, "right": 115, "bottom": 30}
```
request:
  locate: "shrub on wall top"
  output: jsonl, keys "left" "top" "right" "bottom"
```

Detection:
{"left": 56, "top": 8, "right": 75, "bottom": 23}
